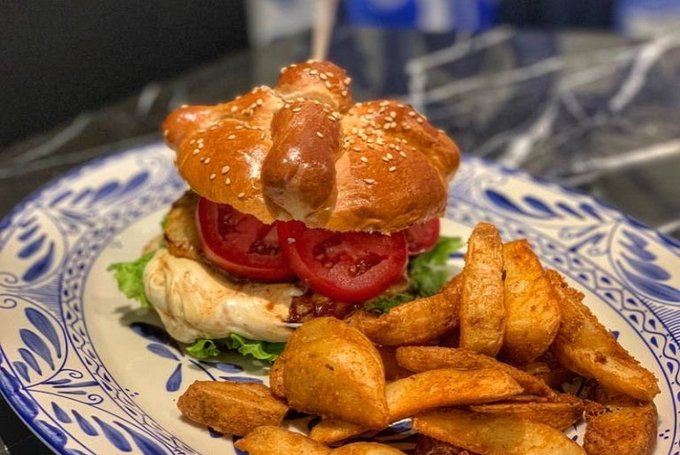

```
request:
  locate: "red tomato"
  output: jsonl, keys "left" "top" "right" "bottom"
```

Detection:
{"left": 277, "top": 221, "right": 408, "bottom": 303}
{"left": 195, "top": 198, "right": 295, "bottom": 282}
{"left": 404, "top": 218, "right": 440, "bottom": 255}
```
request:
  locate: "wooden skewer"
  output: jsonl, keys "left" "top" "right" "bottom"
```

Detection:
{"left": 311, "top": 0, "right": 339, "bottom": 61}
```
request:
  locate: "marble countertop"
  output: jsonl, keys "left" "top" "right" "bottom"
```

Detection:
{"left": 1, "top": 26, "right": 679, "bottom": 454}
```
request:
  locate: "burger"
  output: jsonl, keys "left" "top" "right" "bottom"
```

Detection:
{"left": 109, "top": 60, "right": 460, "bottom": 361}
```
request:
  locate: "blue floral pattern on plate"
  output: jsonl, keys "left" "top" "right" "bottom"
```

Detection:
{"left": 0, "top": 143, "right": 678, "bottom": 454}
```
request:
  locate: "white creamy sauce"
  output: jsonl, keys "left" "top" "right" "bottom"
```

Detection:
{"left": 143, "top": 248, "right": 301, "bottom": 343}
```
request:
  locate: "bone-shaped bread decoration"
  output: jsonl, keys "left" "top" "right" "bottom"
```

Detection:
{"left": 163, "top": 60, "right": 460, "bottom": 233}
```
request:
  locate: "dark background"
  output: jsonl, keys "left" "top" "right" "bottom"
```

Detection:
{"left": 0, "top": 0, "right": 248, "bottom": 146}
{"left": 1, "top": 0, "right": 615, "bottom": 147}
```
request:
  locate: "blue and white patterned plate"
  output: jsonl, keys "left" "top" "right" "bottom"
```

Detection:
{"left": 0, "top": 143, "right": 678, "bottom": 455}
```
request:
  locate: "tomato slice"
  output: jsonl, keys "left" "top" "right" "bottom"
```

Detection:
{"left": 277, "top": 221, "right": 408, "bottom": 303}
{"left": 195, "top": 198, "right": 295, "bottom": 282}
{"left": 404, "top": 218, "right": 440, "bottom": 255}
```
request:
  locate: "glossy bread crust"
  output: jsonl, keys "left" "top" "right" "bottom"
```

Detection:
{"left": 163, "top": 60, "right": 460, "bottom": 232}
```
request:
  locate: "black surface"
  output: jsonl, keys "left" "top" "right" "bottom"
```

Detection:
{"left": 499, "top": 0, "right": 614, "bottom": 27}
{"left": 0, "top": 398, "right": 52, "bottom": 454}
{"left": 0, "top": 0, "right": 247, "bottom": 145}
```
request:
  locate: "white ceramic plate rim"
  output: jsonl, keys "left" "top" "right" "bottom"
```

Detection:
{"left": 0, "top": 142, "right": 678, "bottom": 454}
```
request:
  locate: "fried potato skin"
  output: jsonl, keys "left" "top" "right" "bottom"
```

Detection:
{"left": 585, "top": 405, "right": 657, "bottom": 455}
{"left": 284, "top": 317, "right": 381, "bottom": 359}
{"left": 469, "top": 395, "right": 585, "bottom": 430}
{"left": 268, "top": 355, "right": 286, "bottom": 398}
{"left": 500, "top": 240, "right": 561, "bottom": 364}
{"left": 459, "top": 223, "right": 505, "bottom": 356}
{"left": 274, "top": 316, "right": 384, "bottom": 396}
{"left": 176, "top": 381, "right": 287, "bottom": 436}
{"left": 547, "top": 270, "right": 659, "bottom": 401}
{"left": 583, "top": 385, "right": 657, "bottom": 455}
{"left": 283, "top": 319, "right": 388, "bottom": 428}
{"left": 234, "top": 426, "right": 331, "bottom": 455}
{"left": 310, "top": 418, "right": 366, "bottom": 445}
{"left": 413, "top": 409, "right": 586, "bottom": 455}
{"left": 415, "top": 435, "right": 477, "bottom": 455}
{"left": 310, "top": 368, "right": 522, "bottom": 444}
{"left": 395, "top": 346, "right": 555, "bottom": 397}
{"left": 386, "top": 368, "right": 523, "bottom": 420}
{"left": 377, "top": 346, "right": 412, "bottom": 381}
{"left": 520, "top": 354, "right": 575, "bottom": 389}
{"left": 347, "top": 276, "right": 461, "bottom": 346}
{"left": 274, "top": 317, "right": 383, "bottom": 402}
{"left": 333, "top": 442, "right": 406, "bottom": 454}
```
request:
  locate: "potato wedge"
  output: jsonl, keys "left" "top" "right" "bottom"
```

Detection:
{"left": 310, "top": 418, "right": 365, "bottom": 446}
{"left": 387, "top": 368, "right": 522, "bottom": 419}
{"left": 347, "top": 275, "right": 461, "bottom": 346}
{"left": 272, "top": 316, "right": 381, "bottom": 401}
{"left": 500, "top": 394, "right": 552, "bottom": 403}
{"left": 234, "top": 426, "right": 331, "bottom": 455}
{"left": 587, "top": 382, "right": 647, "bottom": 406}
{"left": 501, "top": 240, "right": 561, "bottom": 363}
{"left": 469, "top": 395, "right": 584, "bottom": 430}
{"left": 268, "top": 355, "right": 285, "bottom": 398}
{"left": 310, "top": 368, "right": 522, "bottom": 444}
{"left": 585, "top": 404, "right": 657, "bottom": 455}
{"left": 176, "top": 381, "right": 287, "bottom": 436}
{"left": 333, "top": 442, "right": 406, "bottom": 454}
{"left": 459, "top": 222, "right": 505, "bottom": 356}
{"left": 377, "top": 346, "right": 412, "bottom": 381}
{"left": 415, "top": 435, "right": 477, "bottom": 455}
{"left": 546, "top": 270, "right": 659, "bottom": 401}
{"left": 413, "top": 409, "right": 586, "bottom": 455}
{"left": 520, "top": 354, "right": 575, "bottom": 389}
{"left": 283, "top": 320, "right": 388, "bottom": 428}
{"left": 395, "top": 346, "right": 555, "bottom": 397}
{"left": 583, "top": 384, "right": 657, "bottom": 455}
{"left": 284, "top": 316, "right": 380, "bottom": 357}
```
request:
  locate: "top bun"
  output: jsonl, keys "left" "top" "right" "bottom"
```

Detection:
{"left": 163, "top": 61, "right": 460, "bottom": 233}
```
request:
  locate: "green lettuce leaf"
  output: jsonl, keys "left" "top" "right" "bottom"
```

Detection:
{"left": 107, "top": 251, "right": 156, "bottom": 308}
{"left": 184, "top": 335, "right": 284, "bottom": 362}
{"left": 224, "top": 334, "right": 285, "bottom": 362}
{"left": 160, "top": 212, "right": 169, "bottom": 230}
{"left": 409, "top": 236, "right": 464, "bottom": 297}
{"left": 185, "top": 339, "right": 220, "bottom": 359}
{"left": 363, "top": 293, "right": 415, "bottom": 314}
